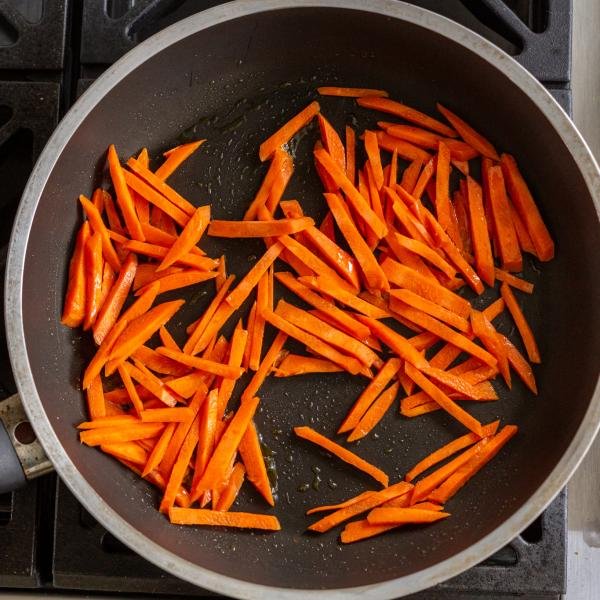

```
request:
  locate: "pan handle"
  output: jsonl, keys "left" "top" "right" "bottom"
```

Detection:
{"left": 0, "top": 394, "right": 53, "bottom": 493}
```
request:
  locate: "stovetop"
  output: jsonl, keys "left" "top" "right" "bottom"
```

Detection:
{"left": 0, "top": 1, "right": 571, "bottom": 598}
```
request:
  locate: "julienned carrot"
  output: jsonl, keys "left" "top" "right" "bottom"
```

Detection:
{"left": 367, "top": 507, "right": 449, "bottom": 527}
{"left": 428, "top": 425, "right": 518, "bottom": 504}
{"left": 140, "top": 407, "right": 193, "bottom": 422}
{"left": 470, "top": 310, "right": 511, "bottom": 387}
{"left": 500, "top": 153, "right": 554, "bottom": 261}
{"left": 275, "top": 300, "right": 378, "bottom": 367}
{"left": 318, "top": 86, "right": 388, "bottom": 98}
{"left": 357, "top": 96, "right": 456, "bottom": 138}
{"left": 218, "top": 323, "right": 248, "bottom": 418}
{"left": 80, "top": 422, "right": 164, "bottom": 446}
{"left": 83, "top": 232, "right": 103, "bottom": 330}
{"left": 434, "top": 141, "right": 453, "bottom": 235}
{"left": 157, "top": 326, "right": 179, "bottom": 352}
{"left": 500, "top": 282, "right": 541, "bottom": 363}
{"left": 391, "top": 231, "right": 456, "bottom": 279}
{"left": 390, "top": 289, "right": 469, "bottom": 333}
{"left": 155, "top": 140, "right": 205, "bottom": 180}
{"left": 405, "top": 363, "right": 484, "bottom": 437}
{"left": 436, "top": 104, "right": 499, "bottom": 160}
{"left": 165, "top": 371, "right": 205, "bottom": 399}
{"left": 107, "top": 145, "right": 145, "bottom": 241}
{"left": 324, "top": 193, "right": 389, "bottom": 291}
{"left": 263, "top": 309, "right": 362, "bottom": 375}
{"left": 405, "top": 421, "right": 500, "bottom": 482}
{"left": 497, "top": 333, "right": 538, "bottom": 394}
{"left": 386, "top": 234, "right": 436, "bottom": 285}
{"left": 294, "top": 426, "right": 389, "bottom": 487}
{"left": 348, "top": 381, "right": 400, "bottom": 442}
{"left": 156, "top": 347, "right": 244, "bottom": 379}
{"left": 158, "top": 205, "right": 210, "bottom": 271}
{"left": 373, "top": 131, "right": 431, "bottom": 163}
{"left": 495, "top": 268, "right": 534, "bottom": 294}
{"left": 239, "top": 420, "right": 274, "bottom": 506}
{"left": 507, "top": 195, "right": 537, "bottom": 255}
{"left": 421, "top": 365, "right": 497, "bottom": 400}
{"left": 466, "top": 176, "right": 495, "bottom": 287}
{"left": 194, "top": 396, "right": 260, "bottom": 495}
{"left": 307, "top": 491, "right": 376, "bottom": 515}
{"left": 338, "top": 359, "right": 401, "bottom": 434}
{"left": 214, "top": 462, "right": 246, "bottom": 511}
{"left": 225, "top": 242, "right": 283, "bottom": 310}
{"left": 100, "top": 441, "right": 148, "bottom": 465}
{"left": 142, "top": 421, "right": 176, "bottom": 476}
{"left": 98, "top": 263, "right": 115, "bottom": 311}
{"left": 139, "top": 222, "right": 205, "bottom": 256}
{"left": 79, "top": 195, "right": 121, "bottom": 272}
{"left": 62, "top": 222, "right": 91, "bottom": 328}
{"left": 136, "top": 270, "right": 216, "bottom": 297}
{"left": 318, "top": 114, "right": 345, "bottom": 172}
{"left": 123, "top": 240, "right": 217, "bottom": 271}
{"left": 86, "top": 375, "right": 106, "bottom": 419}
{"left": 380, "top": 258, "right": 471, "bottom": 318}
{"left": 77, "top": 414, "right": 137, "bottom": 429}
{"left": 117, "top": 362, "right": 144, "bottom": 414}
{"left": 364, "top": 130, "right": 385, "bottom": 190}
{"left": 488, "top": 165, "right": 522, "bottom": 272}
{"left": 209, "top": 217, "right": 313, "bottom": 238}
{"left": 274, "top": 354, "right": 343, "bottom": 376}
{"left": 128, "top": 359, "right": 179, "bottom": 406}
{"left": 259, "top": 101, "right": 320, "bottom": 161}
{"left": 169, "top": 507, "right": 280, "bottom": 530}
{"left": 309, "top": 481, "right": 412, "bottom": 532}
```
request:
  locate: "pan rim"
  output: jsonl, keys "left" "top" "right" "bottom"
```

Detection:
{"left": 6, "top": 0, "right": 600, "bottom": 598}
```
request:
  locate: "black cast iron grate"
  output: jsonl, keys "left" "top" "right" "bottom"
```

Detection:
{"left": 0, "top": 1, "right": 571, "bottom": 598}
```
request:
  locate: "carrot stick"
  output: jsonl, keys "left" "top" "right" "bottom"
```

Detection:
{"left": 214, "top": 462, "right": 246, "bottom": 511}
{"left": 421, "top": 365, "right": 497, "bottom": 400}
{"left": 168, "top": 507, "right": 280, "bottom": 530}
{"left": 242, "top": 331, "right": 287, "bottom": 402}
{"left": 209, "top": 217, "right": 313, "bottom": 239}
{"left": 428, "top": 425, "right": 518, "bottom": 503}
{"left": 218, "top": 323, "right": 248, "bottom": 417}
{"left": 79, "top": 195, "right": 121, "bottom": 272}
{"left": 391, "top": 231, "right": 456, "bottom": 279}
{"left": 127, "top": 359, "right": 179, "bottom": 407}
{"left": 274, "top": 354, "right": 343, "bottom": 376}
{"left": 319, "top": 212, "right": 336, "bottom": 242}
{"left": 80, "top": 423, "right": 164, "bottom": 446}
{"left": 367, "top": 507, "right": 449, "bottom": 525}
{"left": 307, "top": 491, "right": 376, "bottom": 515}
{"left": 258, "top": 100, "right": 319, "bottom": 161}
{"left": 238, "top": 420, "right": 274, "bottom": 506}
{"left": 507, "top": 194, "right": 537, "bottom": 255}
{"left": 357, "top": 96, "right": 456, "bottom": 137}
{"left": 318, "top": 86, "right": 388, "bottom": 97}
{"left": 338, "top": 359, "right": 401, "bottom": 433}
{"left": 83, "top": 232, "right": 104, "bottom": 330}
{"left": 141, "top": 421, "right": 176, "bottom": 476}
{"left": 136, "top": 270, "right": 216, "bottom": 297}
{"left": 98, "top": 263, "right": 115, "bottom": 312}
{"left": 244, "top": 149, "right": 289, "bottom": 219}
{"left": 123, "top": 240, "right": 217, "bottom": 271}
{"left": 343, "top": 125, "right": 356, "bottom": 185}
{"left": 117, "top": 362, "right": 145, "bottom": 414}
{"left": 470, "top": 310, "right": 511, "bottom": 386}
{"left": 91, "top": 253, "right": 137, "bottom": 345}
{"left": 294, "top": 426, "right": 388, "bottom": 486}
{"left": 500, "top": 282, "right": 540, "bottom": 363}
{"left": 194, "top": 396, "right": 260, "bottom": 495}
{"left": 62, "top": 222, "right": 90, "bottom": 328}
{"left": 434, "top": 141, "right": 454, "bottom": 234}
{"left": 100, "top": 441, "right": 148, "bottom": 465}
{"left": 155, "top": 140, "right": 205, "bottom": 180}
{"left": 309, "top": 481, "right": 412, "bottom": 532}
{"left": 140, "top": 407, "right": 193, "bottom": 422}
{"left": 497, "top": 333, "right": 538, "bottom": 394}
{"left": 77, "top": 414, "right": 137, "bottom": 429}
{"left": 405, "top": 420, "right": 500, "bottom": 482}
{"left": 164, "top": 371, "right": 204, "bottom": 398}
{"left": 86, "top": 375, "right": 106, "bottom": 419}
{"left": 436, "top": 104, "right": 499, "bottom": 160}
{"left": 155, "top": 347, "right": 244, "bottom": 379}
{"left": 364, "top": 130, "right": 385, "bottom": 190}
{"left": 500, "top": 153, "right": 554, "bottom": 260}
{"left": 108, "top": 300, "right": 184, "bottom": 365}
{"left": 348, "top": 381, "right": 400, "bottom": 442}
{"left": 373, "top": 131, "right": 431, "bottom": 162}
{"left": 139, "top": 222, "right": 206, "bottom": 256}
{"left": 225, "top": 242, "right": 283, "bottom": 310}
{"left": 466, "top": 175, "right": 495, "bottom": 286}
{"left": 317, "top": 114, "right": 345, "bottom": 171}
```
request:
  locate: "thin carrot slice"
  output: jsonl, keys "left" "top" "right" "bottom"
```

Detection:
{"left": 273, "top": 354, "right": 342, "bottom": 376}
{"left": 155, "top": 140, "right": 205, "bottom": 180}
{"left": 83, "top": 232, "right": 104, "bottom": 330}
{"left": 168, "top": 507, "right": 280, "bottom": 530}
{"left": 422, "top": 365, "right": 497, "bottom": 400}
{"left": 497, "top": 333, "right": 538, "bottom": 394}
{"left": 190, "top": 391, "right": 218, "bottom": 506}
{"left": 309, "top": 481, "right": 412, "bottom": 532}
{"left": 98, "top": 262, "right": 115, "bottom": 312}
{"left": 436, "top": 104, "right": 499, "bottom": 160}
{"left": 259, "top": 101, "right": 320, "bottom": 161}
{"left": 80, "top": 423, "right": 164, "bottom": 446}
{"left": 128, "top": 360, "right": 179, "bottom": 407}
{"left": 209, "top": 217, "right": 313, "bottom": 239}
{"left": 142, "top": 421, "right": 176, "bottom": 477}
{"left": 92, "top": 253, "right": 138, "bottom": 345}
{"left": 242, "top": 331, "right": 287, "bottom": 402}
{"left": 79, "top": 195, "right": 121, "bottom": 272}
{"left": 405, "top": 420, "right": 500, "bottom": 482}
{"left": 136, "top": 270, "right": 216, "bottom": 297}
{"left": 194, "top": 396, "right": 260, "bottom": 495}
{"left": 428, "top": 425, "right": 518, "bottom": 503}
{"left": 342, "top": 125, "right": 356, "bottom": 185}
{"left": 317, "top": 114, "right": 345, "bottom": 172}
{"left": 470, "top": 310, "right": 511, "bottom": 387}
{"left": 507, "top": 194, "right": 537, "bottom": 255}
{"left": 405, "top": 363, "right": 483, "bottom": 437}
{"left": 140, "top": 222, "right": 206, "bottom": 256}
{"left": 434, "top": 141, "right": 454, "bottom": 234}
{"left": 373, "top": 131, "right": 431, "bottom": 162}
{"left": 165, "top": 371, "right": 204, "bottom": 399}
{"left": 218, "top": 323, "right": 248, "bottom": 417}
{"left": 77, "top": 415, "right": 138, "bottom": 429}
{"left": 140, "top": 407, "right": 193, "bottom": 423}
{"left": 86, "top": 375, "right": 106, "bottom": 419}
{"left": 123, "top": 240, "right": 216, "bottom": 271}
{"left": 107, "top": 145, "right": 145, "bottom": 241}
{"left": 214, "top": 462, "right": 246, "bottom": 511}
{"left": 357, "top": 96, "right": 456, "bottom": 137}
{"left": 155, "top": 347, "right": 244, "bottom": 379}
{"left": 117, "top": 362, "right": 144, "bottom": 414}
{"left": 244, "top": 149, "right": 289, "bottom": 220}
{"left": 318, "top": 86, "right": 388, "bottom": 97}
{"left": 294, "top": 426, "right": 388, "bottom": 486}
{"left": 392, "top": 231, "right": 456, "bottom": 279}
{"left": 100, "top": 442, "right": 148, "bottom": 465}
{"left": 500, "top": 282, "right": 541, "bottom": 363}
{"left": 239, "top": 420, "right": 274, "bottom": 506}
{"left": 367, "top": 507, "right": 450, "bottom": 526}
{"left": 307, "top": 491, "right": 376, "bottom": 515}
{"left": 62, "top": 222, "right": 91, "bottom": 328}
{"left": 348, "top": 382, "right": 400, "bottom": 442}
{"left": 338, "top": 359, "right": 401, "bottom": 433}
{"left": 466, "top": 175, "right": 495, "bottom": 286}
{"left": 364, "top": 130, "right": 385, "bottom": 190}
{"left": 500, "top": 153, "right": 554, "bottom": 260}
{"left": 157, "top": 327, "right": 178, "bottom": 353}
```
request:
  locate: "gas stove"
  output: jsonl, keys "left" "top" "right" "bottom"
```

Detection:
{"left": 0, "top": 1, "right": 572, "bottom": 598}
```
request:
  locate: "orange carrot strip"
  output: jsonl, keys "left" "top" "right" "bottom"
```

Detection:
{"left": 127, "top": 157, "right": 196, "bottom": 216}
{"left": 367, "top": 507, "right": 449, "bottom": 525}
{"left": 247, "top": 279, "right": 266, "bottom": 373}
{"left": 98, "top": 262, "right": 115, "bottom": 313}
{"left": 103, "top": 192, "right": 126, "bottom": 237}
{"left": 107, "top": 145, "right": 145, "bottom": 241}
{"left": 123, "top": 240, "right": 216, "bottom": 271}
{"left": 358, "top": 96, "right": 456, "bottom": 137}
{"left": 373, "top": 131, "right": 431, "bottom": 162}
{"left": 80, "top": 423, "right": 164, "bottom": 446}
{"left": 338, "top": 359, "right": 401, "bottom": 434}
{"left": 164, "top": 371, "right": 204, "bottom": 399}
{"left": 434, "top": 141, "right": 454, "bottom": 235}
{"left": 218, "top": 324, "right": 248, "bottom": 418}
{"left": 294, "top": 426, "right": 388, "bottom": 486}
{"left": 155, "top": 140, "right": 205, "bottom": 180}
{"left": 155, "top": 347, "right": 244, "bottom": 379}
{"left": 139, "top": 270, "right": 216, "bottom": 297}
{"left": 412, "top": 156, "right": 435, "bottom": 200}
{"left": 436, "top": 104, "right": 499, "bottom": 160}
{"left": 470, "top": 310, "right": 511, "bottom": 386}
{"left": 214, "top": 462, "right": 246, "bottom": 511}
{"left": 390, "top": 231, "right": 456, "bottom": 279}
{"left": 157, "top": 326, "right": 179, "bottom": 352}
{"left": 116, "top": 362, "right": 144, "bottom": 415}
{"left": 495, "top": 269, "right": 533, "bottom": 294}
{"left": 421, "top": 365, "right": 497, "bottom": 400}
{"left": 500, "top": 282, "right": 540, "bottom": 363}
{"left": 404, "top": 364, "right": 483, "bottom": 437}
{"left": 100, "top": 441, "right": 148, "bottom": 465}
{"left": 83, "top": 232, "right": 104, "bottom": 331}
{"left": 62, "top": 222, "right": 90, "bottom": 328}
{"left": 273, "top": 354, "right": 342, "bottom": 376}
{"left": 348, "top": 382, "right": 400, "bottom": 442}
{"left": 309, "top": 481, "right": 412, "bottom": 532}
{"left": 79, "top": 195, "right": 121, "bottom": 272}
{"left": 168, "top": 507, "right": 280, "bottom": 530}
{"left": 500, "top": 153, "right": 554, "bottom": 260}
{"left": 244, "top": 149, "right": 288, "bottom": 219}
{"left": 241, "top": 331, "right": 287, "bottom": 402}
{"left": 140, "top": 222, "right": 205, "bottom": 256}
{"left": 128, "top": 360, "right": 179, "bottom": 407}
{"left": 507, "top": 195, "right": 537, "bottom": 255}
{"left": 141, "top": 421, "right": 176, "bottom": 476}
{"left": 239, "top": 420, "right": 274, "bottom": 506}
{"left": 318, "top": 86, "right": 388, "bottom": 97}
{"left": 259, "top": 101, "right": 320, "bottom": 161}
{"left": 488, "top": 165, "right": 522, "bottom": 271}
{"left": 86, "top": 375, "right": 106, "bottom": 419}
{"left": 77, "top": 415, "right": 137, "bottom": 429}
{"left": 428, "top": 425, "right": 518, "bottom": 503}
{"left": 497, "top": 333, "right": 538, "bottom": 394}
{"left": 405, "top": 420, "right": 500, "bottom": 482}
{"left": 209, "top": 217, "right": 313, "bottom": 239}
{"left": 466, "top": 176, "right": 495, "bottom": 286}
{"left": 307, "top": 491, "right": 376, "bottom": 515}
{"left": 344, "top": 125, "right": 356, "bottom": 185}
{"left": 364, "top": 130, "right": 385, "bottom": 190}
{"left": 225, "top": 242, "right": 283, "bottom": 310}
{"left": 194, "top": 396, "right": 260, "bottom": 495}
{"left": 140, "top": 407, "right": 193, "bottom": 422}
{"left": 318, "top": 114, "right": 345, "bottom": 171}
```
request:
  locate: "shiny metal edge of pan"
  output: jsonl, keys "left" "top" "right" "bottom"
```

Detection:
{"left": 5, "top": 1, "right": 600, "bottom": 598}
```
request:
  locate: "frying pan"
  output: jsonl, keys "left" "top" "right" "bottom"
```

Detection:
{"left": 2, "top": 1, "right": 600, "bottom": 598}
